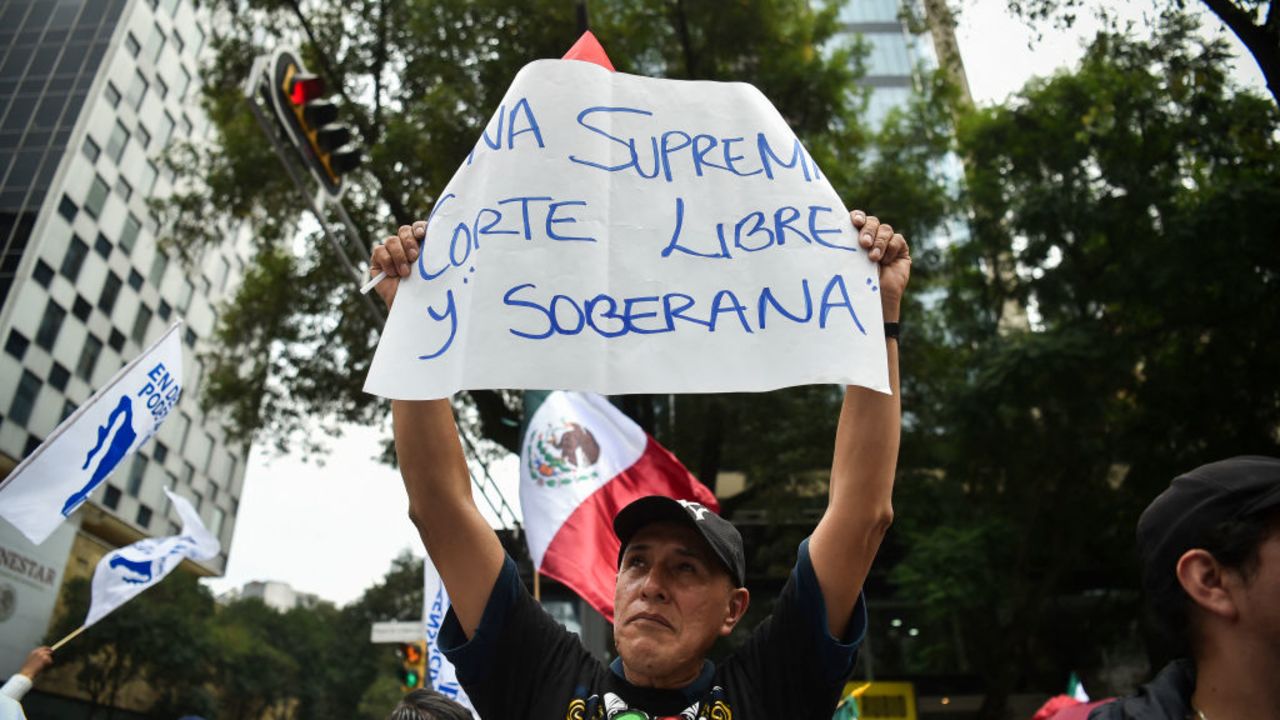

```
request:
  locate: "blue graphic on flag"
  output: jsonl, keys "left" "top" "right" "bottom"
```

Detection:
{"left": 62, "top": 396, "right": 136, "bottom": 517}
{"left": 108, "top": 555, "right": 154, "bottom": 584}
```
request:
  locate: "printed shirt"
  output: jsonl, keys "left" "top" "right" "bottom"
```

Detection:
{"left": 440, "top": 538, "right": 866, "bottom": 720}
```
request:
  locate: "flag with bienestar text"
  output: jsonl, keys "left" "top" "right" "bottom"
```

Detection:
{"left": 519, "top": 391, "right": 718, "bottom": 622}
{"left": 0, "top": 323, "right": 184, "bottom": 545}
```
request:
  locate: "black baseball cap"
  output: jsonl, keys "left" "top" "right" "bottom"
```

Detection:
{"left": 1137, "top": 455, "right": 1280, "bottom": 601}
{"left": 614, "top": 496, "right": 746, "bottom": 588}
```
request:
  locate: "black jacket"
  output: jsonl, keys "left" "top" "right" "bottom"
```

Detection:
{"left": 1089, "top": 660, "right": 1195, "bottom": 720}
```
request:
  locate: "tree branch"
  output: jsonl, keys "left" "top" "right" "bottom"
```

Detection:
{"left": 1199, "top": 0, "right": 1280, "bottom": 105}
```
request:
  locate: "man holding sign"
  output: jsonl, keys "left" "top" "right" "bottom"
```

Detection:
{"left": 371, "top": 205, "right": 907, "bottom": 719}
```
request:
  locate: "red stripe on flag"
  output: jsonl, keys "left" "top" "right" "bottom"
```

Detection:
{"left": 538, "top": 436, "right": 717, "bottom": 623}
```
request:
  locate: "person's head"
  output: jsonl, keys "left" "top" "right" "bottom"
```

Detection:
{"left": 1137, "top": 456, "right": 1280, "bottom": 659}
{"left": 386, "top": 688, "right": 472, "bottom": 720}
{"left": 611, "top": 497, "right": 750, "bottom": 687}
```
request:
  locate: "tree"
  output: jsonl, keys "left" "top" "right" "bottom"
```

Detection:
{"left": 169, "top": 0, "right": 928, "bottom": 458}
{"left": 992, "top": 0, "right": 1280, "bottom": 107}
{"left": 894, "top": 12, "right": 1280, "bottom": 718}
{"left": 46, "top": 572, "right": 217, "bottom": 719}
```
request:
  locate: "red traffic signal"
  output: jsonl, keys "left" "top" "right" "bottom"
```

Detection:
{"left": 268, "top": 51, "right": 361, "bottom": 196}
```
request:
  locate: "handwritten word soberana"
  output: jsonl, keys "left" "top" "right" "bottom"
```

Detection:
{"left": 502, "top": 273, "right": 866, "bottom": 340}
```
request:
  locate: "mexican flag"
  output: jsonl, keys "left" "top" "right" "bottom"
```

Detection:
{"left": 519, "top": 391, "right": 718, "bottom": 622}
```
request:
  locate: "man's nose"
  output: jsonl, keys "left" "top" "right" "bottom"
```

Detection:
{"left": 639, "top": 565, "right": 670, "bottom": 601}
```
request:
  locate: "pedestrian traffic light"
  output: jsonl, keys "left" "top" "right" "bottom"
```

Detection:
{"left": 397, "top": 641, "right": 426, "bottom": 690}
{"left": 267, "top": 49, "right": 361, "bottom": 196}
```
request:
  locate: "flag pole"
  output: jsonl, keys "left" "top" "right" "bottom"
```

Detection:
{"left": 533, "top": 569, "right": 541, "bottom": 603}
{"left": 50, "top": 625, "right": 87, "bottom": 652}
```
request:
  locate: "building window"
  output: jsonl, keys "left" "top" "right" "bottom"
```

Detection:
{"left": 49, "top": 362, "right": 70, "bottom": 391}
{"left": 125, "top": 32, "right": 141, "bottom": 57}
{"left": 60, "top": 400, "right": 77, "bottom": 422}
{"left": 154, "top": 441, "right": 169, "bottom": 464}
{"left": 209, "top": 482, "right": 219, "bottom": 503}
{"left": 128, "top": 269, "right": 143, "bottom": 291}
{"left": 120, "top": 213, "right": 141, "bottom": 252}
{"left": 84, "top": 175, "right": 109, "bottom": 219}
{"left": 149, "top": 251, "right": 168, "bottom": 287}
{"left": 61, "top": 235, "right": 88, "bottom": 280}
{"left": 106, "top": 120, "right": 129, "bottom": 163}
{"left": 75, "top": 335, "right": 103, "bottom": 381}
{"left": 177, "top": 278, "right": 193, "bottom": 311}
{"left": 211, "top": 507, "right": 225, "bottom": 538}
{"left": 182, "top": 460, "right": 195, "bottom": 485}
{"left": 172, "top": 29, "right": 185, "bottom": 54}
{"left": 32, "top": 260, "right": 54, "bottom": 288}
{"left": 193, "top": 26, "right": 205, "bottom": 54}
{"left": 98, "top": 272, "right": 122, "bottom": 313}
{"left": 179, "top": 114, "right": 192, "bottom": 138}
{"left": 155, "top": 75, "right": 168, "bottom": 100}
{"left": 216, "top": 256, "right": 230, "bottom": 291}
{"left": 160, "top": 111, "right": 175, "bottom": 145}
{"left": 191, "top": 489, "right": 202, "bottom": 510}
{"left": 136, "top": 504, "right": 152, "bottom": 528}
{"left": 5, "top": 331, "right": 30, "bottom": 360}
{"left": 184, "top": 327, "right": 196, "bottom": 348}
{"left": 57, "top": 194, "right": 78, "bottom": 222}
{"left": 126, "top": 455, "right": 147, "bottom": 496}
{"left": 161, "top": 0, "right": 179, "bottom": 17}
{"left": 10, "top": 371, "right": 41, "bottom": 426}
{"left": 178, "top": 67, "right": 192, "bottom": 100}
{"left": 158, "top": 299, "right": 172, "bottom": 321}
{"left": 202, "top": 432, "right": 215, "bottom": 472}
{"left": 115, "top": 175, "right": 133, "bottom": 202}
{"left": 104, "top": 485, "right": 122, "bottom": 509}
{"left": 93, "top": 233, "right": 112, "bottom": 259}
{"left": 137, "top": 123, "right": 151, "bottom": 149}
{"left": 125, "top": 70, "right": 148, "bottom": 111}
{"left": 82, "top": 136, "right": 101, "bottom": 162}
{"left": 131, "top": 304, "right": 152, "bottom": 344}
{"left": 72, "top": 296, "right": 91, "bottom": 321}
{"left": 35, "top": 300, "right": 67, "bottom": 351}
{"left": 145, "top": 24, "right": 165, "bottom": 64}
{"left": 104, "top": 81, "right": 121, "bottom": 107}
{"left": 141, "top": 161, "right": 158, "bottom": 195}
{"left": 108, "top": 329, "right": 125, "bottom": 352}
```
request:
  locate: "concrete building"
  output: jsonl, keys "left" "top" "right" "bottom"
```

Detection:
{"left": 220, "top": 580, "right": 323, "bottom": 613}
{"left": 0, "top": 0, "right": 250, "bottom": 681}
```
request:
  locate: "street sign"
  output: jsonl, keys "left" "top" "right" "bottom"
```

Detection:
{"left": 370, "top": 620, "right": 424, "bottom": 644}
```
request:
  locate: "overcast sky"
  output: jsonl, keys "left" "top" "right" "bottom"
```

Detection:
{"left": 200, "top": 2, "right": 1267, "bottom": 608}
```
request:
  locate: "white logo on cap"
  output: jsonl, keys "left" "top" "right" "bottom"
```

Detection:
{"left": 679, "top": 500, "right": 710, "bottom": 521}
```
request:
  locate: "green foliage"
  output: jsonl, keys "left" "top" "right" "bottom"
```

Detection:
{"left": 894, "top": 12, "right": 1280, "bottom": 717}
{"left": 48, "top": 552, "right": 427, "bottom": 719}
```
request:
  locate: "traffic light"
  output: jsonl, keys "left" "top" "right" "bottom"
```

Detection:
{"left": 397, "top": 641, "right": 426, "bottom": 690}
{"left": 267, "top": 49, "right": 361, "bottom": 196}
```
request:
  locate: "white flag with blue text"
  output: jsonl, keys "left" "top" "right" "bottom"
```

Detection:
{"left": 423, "top": 556, "right": 476, "bottom": 716}
{"left": 0, "top": 323, "right": 184, "bottom": 545}
{"left": 85, "top": 488, "right": 219, "bottom": 627}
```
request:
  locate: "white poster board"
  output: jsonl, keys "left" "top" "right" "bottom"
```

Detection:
{"left": 365, "top": 60, "right": 887, "bottom": 399}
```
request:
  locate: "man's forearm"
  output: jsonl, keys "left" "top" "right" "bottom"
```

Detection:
{"left": 392, "top": 398, "right": 504, "bottom": 636}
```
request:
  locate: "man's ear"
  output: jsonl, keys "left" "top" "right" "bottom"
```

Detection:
{"left": 720, "top": 588, "right": 751, "bottom": 636}
{"left": 1176, "top": 548, "right": 1239, "bottom": 621}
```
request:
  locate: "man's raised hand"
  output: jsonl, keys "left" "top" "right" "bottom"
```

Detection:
{"left": 370, "top": 220, "right": 426, "bottom": 309}
{"left": 851, "top": 210, "right": 910, "bottom": 320}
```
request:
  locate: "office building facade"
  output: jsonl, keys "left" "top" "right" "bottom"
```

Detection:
{"left": 0, "top": 0, "right": 250, "bottom": 678}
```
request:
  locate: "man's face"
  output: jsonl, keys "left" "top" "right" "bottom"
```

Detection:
{"left": 613, "top": 522, "right": 747, "bottom": 687}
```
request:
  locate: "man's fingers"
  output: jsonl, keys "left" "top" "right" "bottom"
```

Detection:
{"left": 859, "top": 215, "right": 881, "bottom": 252}
{"left": 387, "top": 226, "right": 412, "bottom": 277}
{"left": 371, "top": 242, "right": 394, "bottom": 276}
{"left": 869, "top": 222, "right": 893, "bottom": 262}
{"left": 883, "top": 233, "right": 909, "bottom": 264}
{"left": 850, "top": 209, "right": 867, "bottom": 229}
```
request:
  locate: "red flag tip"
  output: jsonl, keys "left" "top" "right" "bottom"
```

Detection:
{"left": 561, "top": 30, "right": 616, "bottom": 72}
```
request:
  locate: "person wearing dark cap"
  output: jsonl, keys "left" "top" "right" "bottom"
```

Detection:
{"left": 1050, "top": 456, "right": 1280, "bottom": 720}
{"left": 372, "top": 211, "right": 910, "bottom": 719}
